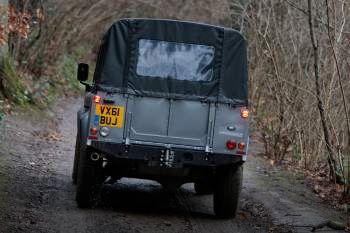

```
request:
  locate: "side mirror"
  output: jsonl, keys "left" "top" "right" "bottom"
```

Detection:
{"left": 77, "top": 63, "right": 89, "bottom": 82}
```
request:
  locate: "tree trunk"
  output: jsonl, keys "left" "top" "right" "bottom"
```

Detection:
{"left": 307, "top": 0, "right": 339, "bottom": 182}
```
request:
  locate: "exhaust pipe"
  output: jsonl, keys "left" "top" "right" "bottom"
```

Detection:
{"left": 90, "top": 152, "right": 100, "bottom": 161}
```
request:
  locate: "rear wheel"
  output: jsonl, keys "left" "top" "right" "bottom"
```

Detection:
{"left": 213, "top": 165, "right": 243, "bottom": 218}
{"left": 76, "top": 146, "right": 104, "bottom": 208}
{"left": 194, "top": 182, "right": 213, "bottom": 195}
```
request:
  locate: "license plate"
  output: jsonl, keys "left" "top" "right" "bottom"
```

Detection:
{"left": 95, "top": 104, "right": 125, "bottom": 128}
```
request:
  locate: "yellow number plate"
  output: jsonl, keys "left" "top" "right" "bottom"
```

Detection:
{"left": 95, "top": 104, "right": 125, "bottom": 128}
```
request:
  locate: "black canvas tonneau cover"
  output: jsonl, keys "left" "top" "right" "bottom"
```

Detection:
{"left": 93, "top": 18, "right": 248, "bottom": 105}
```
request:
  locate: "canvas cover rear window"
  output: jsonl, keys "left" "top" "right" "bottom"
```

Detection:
{"left": 136, "top": 39, "right": 215, "bottom": 82}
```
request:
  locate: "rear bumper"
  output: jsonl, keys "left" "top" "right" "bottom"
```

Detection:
{"left": 91, "top": 141, "right": 244, "bottom": 168}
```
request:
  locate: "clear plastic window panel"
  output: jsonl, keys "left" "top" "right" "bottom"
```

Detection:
{"left": 136, "top": 39, "right": 215, "bottom": 82}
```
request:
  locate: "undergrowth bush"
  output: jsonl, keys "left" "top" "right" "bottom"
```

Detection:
{"left": 58, "top": 46, "right": 92, "bottom": 91}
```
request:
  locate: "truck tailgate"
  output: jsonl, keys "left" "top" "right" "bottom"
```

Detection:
{"left": 127, "top": 96, "right": 214, "bottom": 148}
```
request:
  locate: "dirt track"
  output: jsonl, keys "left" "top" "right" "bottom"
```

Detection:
{"left": 0, "top": 98, "right": 347, "bottom": 233}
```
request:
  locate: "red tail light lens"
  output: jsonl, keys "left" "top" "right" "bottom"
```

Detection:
{"left": 226, "top": 140, "right": 237, "bottom": 150}
{"left": 240, "top": 108, "right": 249, "bottom": 119}
{"left": 238, "top": 142, "right": 245, "bottom": 150}
{"left": 93, "top": 95, "right": 102, "bottom": 104}
{"left": 90, "top": 127, "right": 98, "bottom": 135}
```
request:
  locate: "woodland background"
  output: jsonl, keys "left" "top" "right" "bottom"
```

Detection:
{"left": 0, "top": 0, "right": 349, "bottom": 205}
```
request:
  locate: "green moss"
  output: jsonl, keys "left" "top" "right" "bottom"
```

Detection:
{"left": 0, "top": 56, "right": 31, "bottom": 105}
{"left": 0, "top": 45, "right": 93, "bottom": 112}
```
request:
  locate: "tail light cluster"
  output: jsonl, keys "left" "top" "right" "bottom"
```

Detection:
{"left": 226, "top": 107, "right": 248, "bottom": 155}
{"left": 88, "top": 127, "right": 110, "bottom": 139}
{"left": 226, "top": 139, "right": 246, "bottom": 154}
{"left": 89, "top": 96, "right": 111, "bottom": 140}
{"left": 89, "top": 95, "right": 102, "bottom": 140}
{"left": 88, "top": 127, "right": 98, "bottom": 140}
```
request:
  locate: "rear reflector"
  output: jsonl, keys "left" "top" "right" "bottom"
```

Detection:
{"left": 88, "top": 135, "right": 98, "bottom": 140}
{"left": 226, "top": 140, "right": 237, "bottom": 150}
{"left": 93, "top": 95, "right": 102, "bottom": 104}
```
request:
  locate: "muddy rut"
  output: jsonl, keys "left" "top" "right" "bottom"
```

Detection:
{"left": 0, "top": 98, "right": 346, "bottom": 233}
